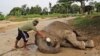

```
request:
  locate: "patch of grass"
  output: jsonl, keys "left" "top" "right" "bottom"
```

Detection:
{"left": 6, "top": 14, "right": 70, "bottom": 21}
{"left": 6, "top": 16, "right": 28, "bottom": 22}
{"left": 0, "top": 15, "right": 5, "bottom": 20}
{"left": 74, "top": 15, "right": 100, "bottom": 28}
{"left": 72, "top": 14, "right": 100, "bottom": 35}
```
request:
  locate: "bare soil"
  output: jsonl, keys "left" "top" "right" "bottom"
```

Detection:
{"left": 0, "top": 17, "right": 100, "bottom": 56}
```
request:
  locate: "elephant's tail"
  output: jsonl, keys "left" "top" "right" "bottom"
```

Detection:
{"left": 35, "top": 33, "right": 60, "bottom": 54}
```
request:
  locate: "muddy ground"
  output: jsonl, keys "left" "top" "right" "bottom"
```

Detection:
{"left": 0, "top": 17, "right": 100, "bottom": 56}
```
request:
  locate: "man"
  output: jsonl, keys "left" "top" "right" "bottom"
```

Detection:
{"left": 15, "top": 20, "right": 45, "bottom": 48}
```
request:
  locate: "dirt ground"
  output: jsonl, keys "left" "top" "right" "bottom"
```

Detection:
{"left": 0, "top": 17, "right": 100, "bottom": 56}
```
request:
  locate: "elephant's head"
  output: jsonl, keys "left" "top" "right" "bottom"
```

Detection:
{"left": 35, "top": 30, "right": 60, "bottom": 54}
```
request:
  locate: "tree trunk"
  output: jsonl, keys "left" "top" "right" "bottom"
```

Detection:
{"left": 80, "top": 1, "right": 85, "bottom": 14}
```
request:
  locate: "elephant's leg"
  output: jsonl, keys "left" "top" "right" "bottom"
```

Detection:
{"left": 73, "top": 30, "right": 88, "bottom": 41}
{"left": 61, "top": 39, "right": 73, "bottom": 48}
{"left": 73, "top": 30, "right": 94, "bottom": 47}
{"left": 77, "top": 36, "right": 88, "bottom": 41}
{"left": 64, "top": 30, "right": 86, "bottom": 49}
{"left": 35, "top": 33, "right": 60, "bottom": 54}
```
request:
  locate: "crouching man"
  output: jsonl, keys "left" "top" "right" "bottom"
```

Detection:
{"left": 15, "top": 20, "right": 45, "bottom": 49}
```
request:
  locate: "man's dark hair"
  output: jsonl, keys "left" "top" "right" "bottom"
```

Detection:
{"left": 32, "top": 20, "right": 39, "bottom": 26}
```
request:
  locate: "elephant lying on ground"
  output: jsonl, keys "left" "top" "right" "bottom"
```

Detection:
{"left": 35, "top": 21, "right": 94, "bottom": 53}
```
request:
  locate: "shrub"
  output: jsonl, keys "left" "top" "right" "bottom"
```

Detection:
{"left": 0, "top": 14, "right": 5, "bottom": 20}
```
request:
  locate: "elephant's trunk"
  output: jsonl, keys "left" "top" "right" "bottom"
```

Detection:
{"left": 35, "top": 33, "right": 60, "bottom": 54}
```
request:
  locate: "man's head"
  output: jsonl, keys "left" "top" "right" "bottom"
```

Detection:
{"left": 32, "top": 20, "right": 39, "bottom": 26}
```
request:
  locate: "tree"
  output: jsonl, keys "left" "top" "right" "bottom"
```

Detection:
{"left": 9, "top": 7, "right": 22, "bottom": 16}
{"left": 95, "top": 2, "right": 100, "bottom": 12}
{"left": 0, "top": 12, "right": 5, "bottom": 20}
{"left": 58, "top": 0, "right": 72, "bottom": 13}
{"left": 51, "top": 4, "right": 61, "bottom": 13}
{"left": 58, "top": 0, "right": 91, "bottom": 14}
{"left": 49, "top": 2, "right": 52, "bottom": 13}
{"left": 21, "top": 4, "right": 27, "bottom": 15}
{"left": 71, "top": 0, "right": 89, "bottom": 14}
{"left": 26, "top": 7, "right": 30, "bottom": 15}
{"left": 29, "top": 5, "right": 42, "bottom": 14}
{"left": 30, "top": 7, "right": 34, "bottom": 14}
{"left": 34, "top": 5, "right": 42, "bottom": 14}
{"left": 70, "top": 4, "right": 80, "bottom": 13}
{"left": 42, "top": 7, "right": 48, "bottom": 15}
{"left": 83, "top": 5, "right": 94, "bottom": 14}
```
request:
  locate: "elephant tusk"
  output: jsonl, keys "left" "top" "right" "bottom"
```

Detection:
{"left": 46, "top": 37, "right": 51, "bottom": 42}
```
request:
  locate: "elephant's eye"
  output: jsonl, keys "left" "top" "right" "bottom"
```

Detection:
{"left": 46, "top": 37, "right": 51, "bottom": 42}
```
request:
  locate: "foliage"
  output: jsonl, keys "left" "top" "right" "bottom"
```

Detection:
{"left": 83, "top": 5, "right": 94, "bottom": 14}
{"left": 42, "top": 7, "right": 48, "bottom": 15}
{"left": 49, "top": 2, "right": 52, "bottom": 13}
{"left": 51, "top": 4, "right": 62, "bottom": 13}
{"left": 72, "top": 14, "right": 100, "bottom": 35}
{"left": 71, "top": 0, "right": 89, "bottom": 14}
{"left": 30, "top": 5, "right": 42, "bottom": 14}
{"left": 8, "top": 7, "right": 22, "bottom": 16}
{"left": 70, "top": 4, "right": 80, "bottom": 13}
{"left": 8, "top": 5, "right": 42, "bottom": 16}
{"left": 73, "top": 15, "right": 100, "bottom": 29}
{"left": 21, "top": 4, "right": 27, "bottom": 15}
{"left": 57, "top": 0, "right": 72, "bottom": 13}
{"left": 0, "top": 13, "right": 5, "bottom": 20}
{"left": 95, "top": 2, "right": 100, "bottom": 12}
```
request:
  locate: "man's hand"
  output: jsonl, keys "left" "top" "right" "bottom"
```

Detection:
{"left": 36, "top": 31, "right": 46, "bottom": 38}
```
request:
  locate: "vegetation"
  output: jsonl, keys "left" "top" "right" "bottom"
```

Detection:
{"left": 72, "top": 14, "right": 100, "bottom": 35}
{"left": 95, "top": 2, "right": 100, "bottom": 12}
{"left": 0, "top": 0, "right": 100, "bottom": 21}
{"left": 0, "top": 12, "right": 5, "bottom": 20}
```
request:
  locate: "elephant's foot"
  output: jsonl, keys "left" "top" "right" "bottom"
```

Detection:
{"left": 85, "top": 40, "right": 94, "bottom": 48}
{"left": 76, "top": 41, "right": 86, "bottom": 50}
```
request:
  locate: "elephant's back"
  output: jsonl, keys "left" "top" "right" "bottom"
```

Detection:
{"left": 43, "top": 21, "right": 72, "bottom": 37}
{"left": 44, "top": 21, "right": 71, "bottom": 30}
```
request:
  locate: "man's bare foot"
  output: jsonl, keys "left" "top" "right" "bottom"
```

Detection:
{"left": 24, "top": 47, "right": 30, "bottom": 50}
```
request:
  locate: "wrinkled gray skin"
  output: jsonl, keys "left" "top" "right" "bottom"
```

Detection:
{"left": 35, "top": 21, "right": 88, "bottom": 54}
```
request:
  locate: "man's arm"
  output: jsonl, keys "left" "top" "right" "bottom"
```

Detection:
{"left": 32, "top": 27, "right": 46, "bottom": 38}
{"left": 36, "top": 31, "right": 46, "bottom": 38}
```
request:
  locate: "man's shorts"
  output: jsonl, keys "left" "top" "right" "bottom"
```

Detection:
{"left": 16, "top": 28, "right": 29, "bottom": 42}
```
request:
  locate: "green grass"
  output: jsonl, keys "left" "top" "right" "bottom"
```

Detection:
{"left": 0, "top": 15, "right": 5, "bottom": 20}
{"left": 6, "top": 16, "right": 28, "bottom": 22}
{"left": 6, "top": 13, "right": 84, "bottom": 21}
{"left": 6, "top": 13, "right": 70, "bottom": 21}
{"left": 5, "top": 12, "right": 100, "bottom": 22}
{"left": 19, "top": 13, "right": 69, "bottom": 18}
{"left": 74, "top": 15, "right": 100, "bottom": 28}
{"left": 72, "top": 14, "right": 100, "bottom": 35}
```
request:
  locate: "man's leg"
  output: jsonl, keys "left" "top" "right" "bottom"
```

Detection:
{"left": 15, "top": 29, "right": 21, "bottom": 48}
{"left": 22, "top": 31, "right": 29, "bottom": 48}
{"left": 15, "top": 40, "right": 19, "bottom": 48}
{"left": 64, "top": 30, "right": 85, "bottom": 49}
{"left": 24, "top": 41, "right": 28, "bottom": 48}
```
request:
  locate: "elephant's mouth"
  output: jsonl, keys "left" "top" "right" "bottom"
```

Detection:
{"left": 46, "top": 37, "right": 58, "bottom": 47}
{"left": 46, "top": 37, "right": 52, "bottom": 46}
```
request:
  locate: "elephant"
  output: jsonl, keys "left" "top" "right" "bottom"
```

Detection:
{"left": 35, "top": 21, "right": 94, "bottom": 53}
